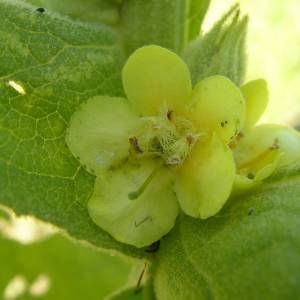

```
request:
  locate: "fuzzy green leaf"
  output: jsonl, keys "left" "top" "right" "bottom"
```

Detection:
{"left": 183, "top": 5, "right": 248, "bottom": 86}
{"left": 0, "top": 0, "right": 144, "bottom": 257}
{"left": 0, "top": 234, "right": 130, "bottom": 299}
{"left": 24, "top": 0, "right": 120, "bottom": 25}
{"left": 186, "top": 0, "right": 210, "bottom": 42}
{"left": 119, "top": 0, "right": 210, "bottom": 55}
{"left": 153, "top": 163, "right": 300, "bottom": 299}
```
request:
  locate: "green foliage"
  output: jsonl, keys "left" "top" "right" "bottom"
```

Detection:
{"left": 119, "top": 0, "right": 210, "bottom": 55}
{"left": 153, "top": 163, "right": 300, "bottom": 300}
{"left": 0, "top": 233, "right": 131, "bottom": 299}
{"left": 25, "top": 0, "right": 120, "bottom": 25}
{"left": 187, "top": 0, "right": 211, "bottom": 42}
{"left": 0, "top": 0, "right": 142, "bottom": 257}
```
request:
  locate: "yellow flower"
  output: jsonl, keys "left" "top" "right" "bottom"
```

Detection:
{"left": 66, "top": 45, "right": 254, "bottom": 247}
{"left": 232, "top": 79, "right": 300, "bottom": 193}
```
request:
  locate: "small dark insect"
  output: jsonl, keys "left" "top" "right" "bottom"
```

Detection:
{"left": 247, "top": 172, "right": 255, "bottom": 180}
{"left": 248, "top": 207, "right": 255, "bottom": 216}
{"left": 145, "top": 240, "right": 160, "bottom": 253}
{"left": 221, "top": 120, "right": 228, "bottom": 127}
{"left": 36, "top": 7, "right": 45, "bottom": 13}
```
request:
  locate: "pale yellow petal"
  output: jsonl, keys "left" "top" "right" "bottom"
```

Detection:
{"left": 190, "top": 75, "right": 245, "bottom": 143}
{"left": 66, "top": 96, "right": 138, "bottom": 175}
{"left": 88, "top": 159, "right": 179, "bottom": 248}
{"left": 235, "top": 124, "right": 300, "bottom": 168}
{"left": 173, "top": 134, "right": 235, "bottom": 219}
{"left": 241, "top": 79, "right": 268, "bottom": 129}
{"left": 122, "top": 45, "right": 192, "bottom": 116}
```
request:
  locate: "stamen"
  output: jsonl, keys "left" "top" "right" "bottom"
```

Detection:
{"left": 128, "top": 167, "right": 159, "bottom": 200}
{"left": 269, "top": 138, "right": 280, "bottom": 150}
{"left": 131, "top": 115, "right": 200, "bottom": 165}
{"left": 129, "top": 136, "right": 143, "bottom": 153}
{"left": 167, "top": 110, "right": 174, "bottom": 121}
{"left": 239, "top": 146, "right": 280, "bottom": 175}
{"left": 186, "top": 134, "right": 195, "bottom": 146}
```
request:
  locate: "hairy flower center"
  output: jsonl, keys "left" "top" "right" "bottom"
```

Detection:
{"left": 129, "top": 112, "right": 201, "bottom": 166}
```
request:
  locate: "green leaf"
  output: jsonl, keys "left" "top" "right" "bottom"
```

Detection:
{"left": 0, "top": 0, "right": 143, "bottom": 257}
{"left": 119, "top": 0, "right": 210, "bottom": 55}
{"left": 187, "top": 0, "right": 210, "bottom": 42}
{"left": 183, "top": 5, "right": 248, "bottom": 86}
{"left": 24, "top": 0, "right": 121, "bottom": 25}
{"left": 0, "top": 233, "right": 131, "bottom": 299}
{"left": 153, "top": 163, "right": 300, "bottom": 299}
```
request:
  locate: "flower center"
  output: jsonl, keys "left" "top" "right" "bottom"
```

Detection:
{"left": 129, "top": 111, "right": 200, "bottom": 166}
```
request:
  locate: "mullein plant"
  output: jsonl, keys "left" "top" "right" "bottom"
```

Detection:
{"left": 66, "top": 44, "right": 300, "bottom": 248}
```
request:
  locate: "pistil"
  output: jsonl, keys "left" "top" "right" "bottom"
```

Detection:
{"left": 128, "top": 167, "right": 160, "bottom": 200}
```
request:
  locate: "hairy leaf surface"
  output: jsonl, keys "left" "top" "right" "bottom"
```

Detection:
{"left": 0, "top": 0, "right": 143, "bottom": 257}
{"left": 154, "top": 163, "right": 300, "bottom": 299}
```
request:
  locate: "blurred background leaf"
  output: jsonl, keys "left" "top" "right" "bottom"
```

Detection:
{"left": 204, "top": 0, "right": 300, "bottom": 126}
{"left": 0, "top": 225, "right": 132, "bottom": 300}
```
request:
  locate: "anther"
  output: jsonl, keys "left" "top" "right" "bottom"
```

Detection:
{"left": 167, "top": 110, "right": 174, "bottom": 121}
{"left": 269, "top": 138, "right": 280, "bottom": 150}
{"left": 129, "top": 136, "right": 143, "bottom": 153}
{"left": 186, "top": 134, "right": 194, "bottom": 146}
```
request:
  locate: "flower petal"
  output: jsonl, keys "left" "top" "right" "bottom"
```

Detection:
{"left": 88, "top": 159, "right": 179, "bottom": 248}
{"left": 241, "top": 79, "right": 268, "bottom": 129}
{"left": 237, "top": 147, "right": 282, "bottom": 180}
{"left": 66, "top": 96, "right": 138, "bottom": 175}
{"left": 235, "top": 124, "right": 300, "bottom": 169}
{"left": 232, "top": 151, "right": 282, "bottom": 196}
{"left": 190, "top": 75, "right": 245, "bottom": 143}
{"left": 122, "top": 45, "right": 192, "bottom": 116}
{"left": 173, "top": 134, "right": 235, "bottom": 219}
{"left": 232, "top": 174, "right": 258, "bottom": 196}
